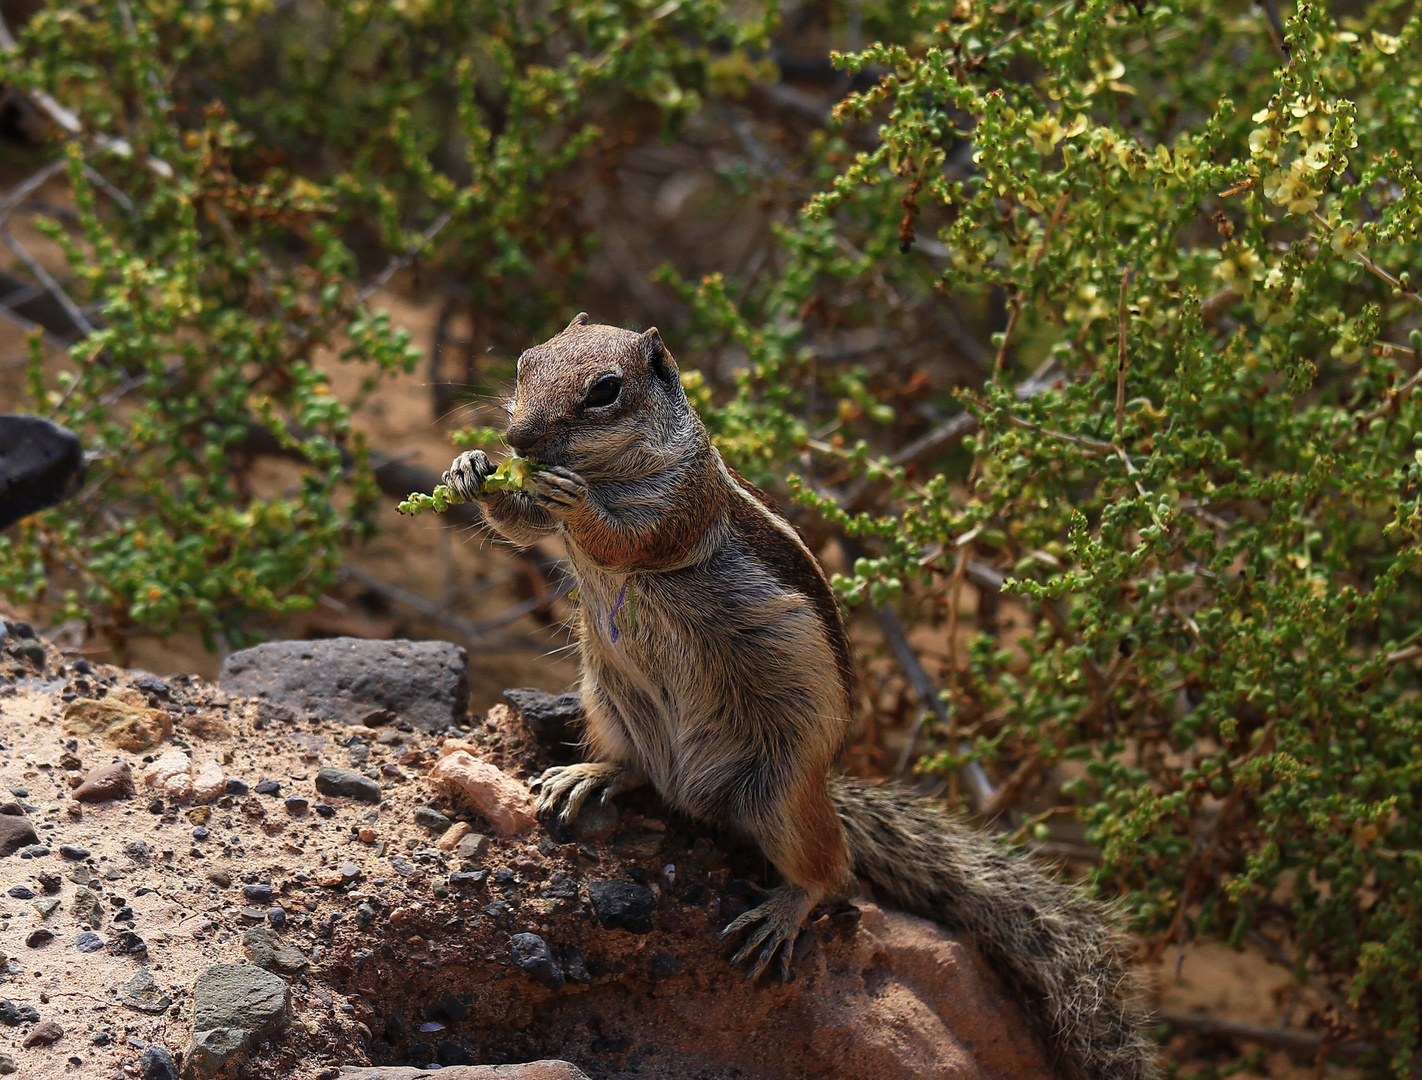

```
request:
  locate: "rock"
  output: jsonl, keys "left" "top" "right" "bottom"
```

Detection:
{"left": 111, "top": 930, "right": 147, "bottom": 953}
{"left": 242, "top": 883, "right": 274, "bottom": 904}
{"left": 71, "top": 761, "right": 137, "bottom": 803}
{"left": 414, "top": 806, "right": 452, "bottom": 831}
{"left": 140, "top": 1045, "right": 180, "bottom": 1080}
{"left": 254, "top": 779, "right": 281, "bottom": 795}
{"left": 510, "top": 933, "right": 564, "bottom": 990}
{"left": 315, "top": 767, "right": 382, "bottom": 804}
{"left": 33, "top": 896, "right": 60, "bottom": 918}
{"left": 22, "top": 1018, "right": 64, "bottom": 1047}
{"left": 0, "top": 1052, "right": 14, "bottom": 1074}
{"left": 572, "top": 797, "right": 618, "bottom": 839}
{"left": 338, "top": 1066, "right": 591, "bottom": 1080}
{"left": 0, "top": 1001, "right": 39, "bottom": 1025}
{"left": 219, "top": 637, "right": 469, "bottom": 731}
{"left": 184, "top": 964, "right": 291, "bottom": 1079}
{"left": 0, "top": 814, "right": 38, "bottom": 856}
{"left": 225, "top": 778, "right": 249, "bottom": 795}
{"left": 284, "top": 795, "right": 309, "bottom": 815}
{"left": 119, "top": 969, "right": 174, "bottom": 1013}
{"left": 8, "top": 884, "right": 34, "bottom": 899}
{"left": 62, "top": 698, "right": 171, "bottom": 751}
{"left": 503, "top": 687, "right": 583, "bottom": 746}
{"left": 25, "top": 928, "right": 54, "bottom": 947}
{"left": 588, "top": 879, "right": 656, "bottom": 933}
{"left": 192, "top": 761, "right": 226, "bottom": 802}
{"left": 436, "top": 820, "right": 472, "bottom": 851}
{"left": 72, "top": 885, "right": 104, "bottom": 925}
{"left": 0, "top": 414, "right": 85, "bottom": 531}
{"left": 59, "top": 844, "right": 90, "bottom": 859}
{"left": 74, "top": 931, "right": 104, "bottom": 953}
{"left": 647, "top": 950, "right": 681, "bottom": 981}
{"left": 143, "top": 750, "right": 193, "bottom": 800}
{"left": 242, "top": 927, "right": 308, "bottom": 973}
{"left": 429, "top": 752, "right": 535, "bottom": 835}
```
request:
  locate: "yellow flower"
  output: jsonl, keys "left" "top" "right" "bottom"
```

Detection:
{"left": 1372, "top": 30, "right": 1400, "bottom": 54}
{"left": 1301, "top": 142, "right": 1332, "bottom": 171}
{"left": 1330, "top": 223, "right": 1369, "bottom": 261}
{"left": 1249, "top": 127, "right": 1281, "bottom": 159}
{"left": 1263, "top": 164, "right": 1319, "bottom": 214}
{"left": 1028, "top": 115, "right": 1065, "bottom": 154}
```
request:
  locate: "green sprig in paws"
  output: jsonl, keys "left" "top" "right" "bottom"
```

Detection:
{"left": 396, "top": 456, "right": 543, "bottom": 515}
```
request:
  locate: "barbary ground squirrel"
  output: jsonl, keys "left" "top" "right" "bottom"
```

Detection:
{"left": 443, "top": 314, "right": 1155, "bottom": 1080}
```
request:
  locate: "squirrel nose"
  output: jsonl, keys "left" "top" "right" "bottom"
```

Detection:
{"left": 505, "top": 423, "right": 543, "bottom": 455}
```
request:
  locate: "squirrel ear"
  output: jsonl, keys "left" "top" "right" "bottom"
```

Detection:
{"left": 640, "top": 327, "right": 678, "bottom": 387}
{"left": 565, "top": 312, "right": 591, "bottom": 331}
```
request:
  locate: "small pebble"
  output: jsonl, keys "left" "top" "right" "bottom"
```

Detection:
{"left": 26, "top": 927, "right": 55, "bottom": 947}
{"left": 255, "top": 779, "right": 281, "bottom": 795}
{"left": 59, "top": 845, "right": 90, "bottom": 860}
{"left": 192, "top": 826, "right": 209, "bottom": 841}
{"left": 314, "top": 803, "right": 336, "bottom": 818}
{"left": 139, "top": 1045, "right": 180, "bottom": 1080}
{"left": 243, "top": 883, "right": 275, "bottom": 904}
{"left": 74, "top": 931, "right": 105, "bottom": 953}
{"left": 225, "top": 778, "right": 249, "bottom": 795}
{"left": 284, "top": 796, "right": 310, "bottom": 815}
{"left": 146, "top": 796, "right": 164, "bottom": 813}
{"left": 266, "top": 907, "right": 287, "bottom": 928}
{"left": 7, "top": 885, "right": 34, "bottom": 899}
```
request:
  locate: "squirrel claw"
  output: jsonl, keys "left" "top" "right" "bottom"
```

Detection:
{"left": 444, "top": 449, "right": 493, "bottom": 502}
{"left": 720, "top": 884, "right": 814, "bottom": 983}
{"left": 534, "top": 761, "right": 625, "bottom": 824}
{"left": 529, "top": 465, "right": 588, "bottom": 512}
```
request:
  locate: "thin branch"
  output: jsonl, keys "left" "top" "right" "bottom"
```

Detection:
{"left": 0, "top": 158, "right": 67, "bottom": 223}
{"left": 1, "top": 228, "right": 94, "bottom": 338}
{"left": 1115, "top": 268, "right": 1131, "bottom": 443}
{"left": 354, "top": 208, "right": 457, "bottom": 306}
{"left": 1385, "top": 643, "right": 1422, "bottom": 665}
{"left": 1332, "top": 365, "right": 1422, "bottom": 451}
{"left": 1160, "top": 1012, "right": 1372, "bottom": 1060}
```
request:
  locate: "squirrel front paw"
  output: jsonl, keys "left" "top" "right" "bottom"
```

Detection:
{"left": 529, "top": 465, "right": 588, "bottom": 514}
{"left": 443, "top": 450, "right": 494, "bottom": 501}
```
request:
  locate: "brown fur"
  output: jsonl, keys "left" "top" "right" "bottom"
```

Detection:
{"left": 442, "top": 317, "right": 1157, "bottom": 1080}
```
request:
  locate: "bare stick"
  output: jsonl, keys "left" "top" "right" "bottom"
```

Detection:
{"left": 1115, "top": 268, "right": 1131, "bottom": 443}
{"left": 1159, "top": 1012, "right": 1373, "bottom": 1060}
{"left": 1, "top": 229, "right": 94, "bottom": 338}
{"left": 354, "top": 208, "right": 456, "bottom": 306}
{"left": 0, "top": 158, "right": 67, "bottom": 223}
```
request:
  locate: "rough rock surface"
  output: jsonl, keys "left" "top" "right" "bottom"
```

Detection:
{"left": 219, "top": 637, "right": 469, "bottom": 731}
{"left": 341, "top": 1064, "right": 591, "bottom": 1079}
{"left": 0, "top": 414, "right": 84, "bottom": 532}
{"left": 0, "top": 624, "right": 1061, "bottom": 1080}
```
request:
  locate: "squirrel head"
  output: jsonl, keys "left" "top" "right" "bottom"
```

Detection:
{"left": 504, "top": 313, "right": 699, "bottom": 476}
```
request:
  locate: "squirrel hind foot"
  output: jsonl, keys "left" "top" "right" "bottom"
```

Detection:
{"left": 718, "top": 883, "right": 818, "bottom": 983}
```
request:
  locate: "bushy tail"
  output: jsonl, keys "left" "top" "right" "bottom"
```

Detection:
{"left": 831, "top": 777, "right": 1156, "bottom": 1080}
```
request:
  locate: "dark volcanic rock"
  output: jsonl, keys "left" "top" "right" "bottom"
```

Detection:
{"left": 0, "top": 414, "right": 84, "bottom": 532}
{"left": 118, "top": 970, "right": 173, "bottom": 1014}
{"left": 315, "top": 767, "right": 382, "bottom": 804}
{"left": 502, "top": 687, "right": 583, "bottom": 747}
{"left": 218, "top": 637, "right": 469, "bottom": 731}
{"left": 588, "top": 879, "right": 656, "bottom": 934}
{"left": 139, "top": 1045, "right": 180, "bottom": 1080}
{"left": 0, "top": 814, "right": 38, "bottom": 857}
{"left": 509, "top": 933, "right": 564, "bottom": 990}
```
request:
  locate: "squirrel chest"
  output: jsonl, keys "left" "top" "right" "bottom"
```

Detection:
{"left": 566, "top": 519, "right": 850, "bottom": 820}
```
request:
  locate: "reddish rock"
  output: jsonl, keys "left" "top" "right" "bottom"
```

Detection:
{"left": 435, "top": 820, "right": 472, "bottom": 851}
{"left": 23, "top": 1019, "right": 64, "bottom": 1047}
{"left": 429, "top": 750, "right": 535, "bottom": 835}
{"left": 339, "top": 1065, "right": 589, "bottom": 1080}
{"left": 71, "top": 761, "right": 136, "bottom": 803}
{"left": 0, "top": 813, "right": 39, "bottom": 856}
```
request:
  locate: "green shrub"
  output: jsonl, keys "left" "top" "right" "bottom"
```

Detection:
{"left": 4, "top": 0, "right": 1422, "bottom": 1069}
{"left": 0, "top": 0, "right": 757, "bottom": 651}
{"left": 683, "top": 0, "right": 1422, "bottom": 1069}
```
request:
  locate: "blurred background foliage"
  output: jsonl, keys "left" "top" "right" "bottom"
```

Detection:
{"left": 1, "top": 0, "right": 1420, "bottom": 1073}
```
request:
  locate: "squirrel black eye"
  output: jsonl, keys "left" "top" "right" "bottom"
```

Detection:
{"left": 584, "top": 374, "right": 622, "bottom": 408}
